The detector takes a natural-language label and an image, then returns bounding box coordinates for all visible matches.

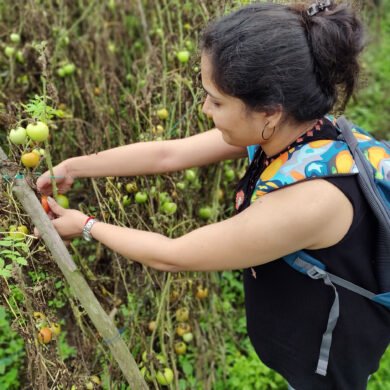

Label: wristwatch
[82,217,98,242]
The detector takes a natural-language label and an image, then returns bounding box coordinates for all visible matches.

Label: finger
[36,175,50,193]
[47,197,65,216]
[33,227,40,238]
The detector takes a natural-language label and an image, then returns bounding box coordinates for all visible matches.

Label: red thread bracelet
[84,216,95,226]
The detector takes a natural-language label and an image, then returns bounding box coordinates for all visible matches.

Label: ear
[263,105,284,129]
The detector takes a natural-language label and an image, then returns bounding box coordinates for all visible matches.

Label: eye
[212,101,221,107]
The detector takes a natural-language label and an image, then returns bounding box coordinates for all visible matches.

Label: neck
[261,119,319,158]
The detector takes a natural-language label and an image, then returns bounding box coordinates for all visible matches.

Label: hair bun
[292,2,365,110]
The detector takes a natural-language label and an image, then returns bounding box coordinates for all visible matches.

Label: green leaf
[181,360,193,377]
[0,241,13,247]
[0,269,12,278]
[15,257,28,266]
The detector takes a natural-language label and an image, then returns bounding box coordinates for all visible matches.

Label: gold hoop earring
[261,121,276,141]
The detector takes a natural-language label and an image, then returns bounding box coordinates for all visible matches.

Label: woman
[36,2,390,389]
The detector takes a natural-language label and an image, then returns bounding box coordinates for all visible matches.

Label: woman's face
[201,54,268,147]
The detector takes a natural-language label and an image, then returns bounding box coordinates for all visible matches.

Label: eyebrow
[202,86,220,100]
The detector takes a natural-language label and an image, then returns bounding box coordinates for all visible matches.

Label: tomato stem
[44,139,58,198]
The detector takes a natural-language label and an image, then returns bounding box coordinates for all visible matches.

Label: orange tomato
[41,195,50,213]
[38,327,52,344]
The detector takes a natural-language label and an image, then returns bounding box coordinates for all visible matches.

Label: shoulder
[246,178,354,250]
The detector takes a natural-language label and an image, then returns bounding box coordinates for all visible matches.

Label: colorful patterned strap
[246,122,390,204]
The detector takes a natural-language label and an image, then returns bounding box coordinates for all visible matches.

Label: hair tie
[307,0,331,16]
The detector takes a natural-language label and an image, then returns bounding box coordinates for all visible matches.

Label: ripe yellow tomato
[175,307,189,322]
[195,286,209,299]
[50,323,61,336]
[148,320,157,332]
[174,341,187,355]
[21,152,40,168]
[176,322,191,337]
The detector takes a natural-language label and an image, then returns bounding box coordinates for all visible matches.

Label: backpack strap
[336,116,390,292]
[284,250,387,376]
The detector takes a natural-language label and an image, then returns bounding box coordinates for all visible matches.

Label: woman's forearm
[65,140,169,178]
[89,221,178,272]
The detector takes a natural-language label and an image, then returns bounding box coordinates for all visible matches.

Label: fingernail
[47,196,54,202]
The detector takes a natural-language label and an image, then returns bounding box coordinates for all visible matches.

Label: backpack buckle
[307,266,326,280]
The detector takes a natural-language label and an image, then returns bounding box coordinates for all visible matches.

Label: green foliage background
[0,0,389,389]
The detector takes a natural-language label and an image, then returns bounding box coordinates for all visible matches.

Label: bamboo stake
[0,147,148,389]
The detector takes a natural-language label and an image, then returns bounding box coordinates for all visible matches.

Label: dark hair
[200,2,365,121]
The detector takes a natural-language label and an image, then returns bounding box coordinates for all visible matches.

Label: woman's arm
[86,179,353,271]
[64,128,247,178]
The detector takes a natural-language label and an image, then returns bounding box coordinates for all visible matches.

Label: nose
[202,95,213,119]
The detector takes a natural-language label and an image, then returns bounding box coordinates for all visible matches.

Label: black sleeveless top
[235,117,390,390]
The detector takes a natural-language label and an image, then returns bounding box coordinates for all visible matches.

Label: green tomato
[10,33,21,43]
[182,332,194,343]
[184,169,196,182]
[157,108,169,120]
[161,201,177,215]
[125,181,138,193]
[122,195,131,206]
[156,368,174,386]
[185,40,194,51]
[57,67,66,77]
[176,181,186,190]
[155,28,164,37]
[156,354,167,365]
[108,42,116,53]
[63,63,76,75]
[135,191,148,204]
[198,206,213,220]
[9,225,24,240]
[26,121,49,142]
[176,50,190,64]
[55,194,69,209]
[85,382,94,390]
[16,50,24,63]
[224,168,235,182]
[159,192,170,204]
[4,46,15,58]
[9,126,27,144]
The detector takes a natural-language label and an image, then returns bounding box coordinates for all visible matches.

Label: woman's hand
[36,161,74,195]
[34,197,88,241]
